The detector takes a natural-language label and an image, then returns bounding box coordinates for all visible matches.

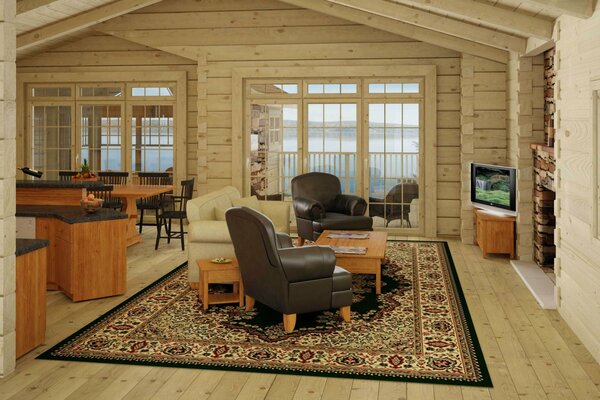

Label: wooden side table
[197,259,244,311]
[473,208,516,258]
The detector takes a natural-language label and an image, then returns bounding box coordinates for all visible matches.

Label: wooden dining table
[111,184,175,247]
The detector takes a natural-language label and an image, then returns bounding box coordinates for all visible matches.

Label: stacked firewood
[544,48,555,147]
[531,144,555,267]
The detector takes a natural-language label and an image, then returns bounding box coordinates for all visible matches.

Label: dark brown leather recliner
[291,172,373,244]
[225,206,353,333]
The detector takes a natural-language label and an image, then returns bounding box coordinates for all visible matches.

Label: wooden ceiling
[15,0,597,62]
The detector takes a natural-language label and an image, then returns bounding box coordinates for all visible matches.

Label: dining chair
[155,178,194,251]
[59,171,78,181]
[87,185,122,211]
[98,171,129,185]
[136,172,173,233]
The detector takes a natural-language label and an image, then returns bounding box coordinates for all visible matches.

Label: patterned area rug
[39,241,492,386]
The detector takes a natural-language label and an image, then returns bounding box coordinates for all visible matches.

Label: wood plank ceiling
[15,0,596,62]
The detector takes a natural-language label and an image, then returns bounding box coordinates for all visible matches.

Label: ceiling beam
[524,37,555,56]
[521,0,595,19]
[17,0,60,15]
[390,0,554,40]
[278,0,508,63]
[327,0,527,53]
[17,0,162,52]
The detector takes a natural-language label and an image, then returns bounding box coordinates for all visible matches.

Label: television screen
[471,163,516,214]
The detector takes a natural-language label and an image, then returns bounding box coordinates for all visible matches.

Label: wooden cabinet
[473,208,516,258]
[36,217,127,302]
[16,247,47,358]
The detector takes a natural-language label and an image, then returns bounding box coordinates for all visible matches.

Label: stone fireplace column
[0,0,16,377]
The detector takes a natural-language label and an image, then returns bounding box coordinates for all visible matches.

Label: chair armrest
[276,232,294,249]
[188,220,232,243]
[334,194,367,216]
[278,246,336,283]
[293,197,325,220]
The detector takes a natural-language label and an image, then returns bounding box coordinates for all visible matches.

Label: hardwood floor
[2,230,600,399]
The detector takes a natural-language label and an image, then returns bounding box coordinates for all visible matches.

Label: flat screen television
[471,163,517,216]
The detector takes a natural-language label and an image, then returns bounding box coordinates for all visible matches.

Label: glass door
[305,102,359,193]
[366,102,422,228]
[129,104,175,173]
[248,101,300,200]
[77,103,124,172]
[30,103,73,180]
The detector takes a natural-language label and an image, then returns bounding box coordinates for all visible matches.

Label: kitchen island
[16,205,128,302]
[16,179,104,206]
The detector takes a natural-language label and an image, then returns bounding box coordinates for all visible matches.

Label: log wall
[553,8,600,363]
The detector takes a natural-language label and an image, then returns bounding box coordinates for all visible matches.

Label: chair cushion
[313,212,373,231]
[232,195,262,211]
[332,266,352,292]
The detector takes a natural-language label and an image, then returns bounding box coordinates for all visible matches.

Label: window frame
[245,79,302,99]
[234,65,437,236]
[592,76,600,241]
[27,100,76,178]
[19,71,187,187]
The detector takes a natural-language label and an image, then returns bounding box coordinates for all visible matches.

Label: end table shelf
[197,258,244,311]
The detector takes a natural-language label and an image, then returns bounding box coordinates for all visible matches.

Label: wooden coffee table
[196,258,244,311]
[315,230,388,294]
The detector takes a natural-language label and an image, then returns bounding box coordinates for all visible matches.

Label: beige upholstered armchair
[186,186,291,286]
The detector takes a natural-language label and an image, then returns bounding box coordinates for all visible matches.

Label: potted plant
[73,159,97,181]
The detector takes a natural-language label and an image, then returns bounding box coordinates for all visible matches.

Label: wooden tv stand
[473,208,516,258]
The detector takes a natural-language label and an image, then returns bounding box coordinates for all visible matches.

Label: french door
[245,78,425,232]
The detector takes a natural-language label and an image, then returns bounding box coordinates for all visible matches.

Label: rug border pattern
[37,240,493,387]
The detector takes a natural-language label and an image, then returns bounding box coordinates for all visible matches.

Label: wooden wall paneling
[19,1,465,234]
[460,54,476,243]
[460,54,508,243]
[554,10,600,365]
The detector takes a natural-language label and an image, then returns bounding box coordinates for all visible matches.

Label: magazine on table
[326,232,370,239]
[329,246,368,255]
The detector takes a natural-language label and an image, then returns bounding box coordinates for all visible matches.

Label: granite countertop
[16,239,49,257]
[16,179,105,189]
[16,205,128,224]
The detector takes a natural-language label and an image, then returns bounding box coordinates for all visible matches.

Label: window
[367,82,420,94]
[131,86,174,97]
[249,103,299,200]
[307,83,357,94]
[307,103,357,193]
[28,83,177,178]
[368,103,420,228]
[250,84,298,95]
[31,87,72,97]
[80,105,122,171]
[131,105,174,173]
[31,105,72,180]
[80,86,122,97]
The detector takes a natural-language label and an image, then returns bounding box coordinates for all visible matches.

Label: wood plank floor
[2,230,600,400]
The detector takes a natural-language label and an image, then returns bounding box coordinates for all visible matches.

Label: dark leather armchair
[291,172,373,244]
[369,183,419,227]
[225,207,353,333]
